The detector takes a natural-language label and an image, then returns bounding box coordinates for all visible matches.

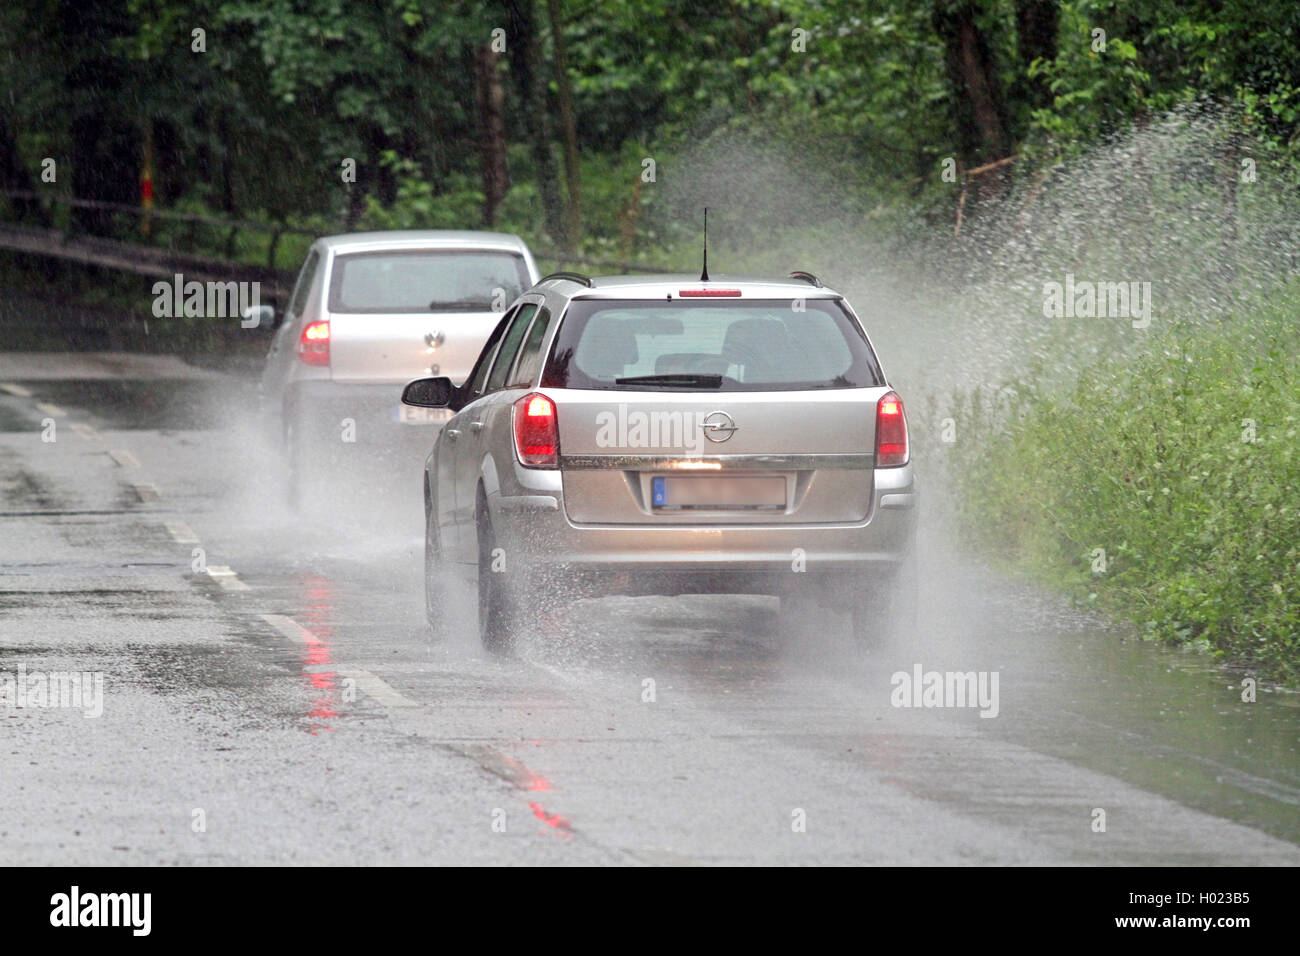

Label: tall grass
[938,290,1300,683]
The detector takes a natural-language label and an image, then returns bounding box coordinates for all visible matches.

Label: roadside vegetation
[943,285,1300,683]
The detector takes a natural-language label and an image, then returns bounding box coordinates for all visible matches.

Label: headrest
[722,318,789,366]
[654,352,729,375]
[577,318,639,375]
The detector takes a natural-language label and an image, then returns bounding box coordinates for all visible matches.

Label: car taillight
[298,320,330,366]
[875,390,908,466]
[513,392,558,468]
[679,289,741,297]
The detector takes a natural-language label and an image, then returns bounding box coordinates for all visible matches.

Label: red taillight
[678,289,741,297]
[513,392,558,468]
[298,320,330,366]
[875,390,908,466]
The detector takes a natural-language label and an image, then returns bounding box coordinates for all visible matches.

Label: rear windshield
[328,249,531,313]
[542,298,883,391]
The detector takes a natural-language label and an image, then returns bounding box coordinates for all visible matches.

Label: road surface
[1,352,1297,865]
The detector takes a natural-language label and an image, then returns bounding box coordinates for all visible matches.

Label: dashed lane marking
[70,423,100,440]
[131,483,160,502]
[268,615,419,708]
[164,519,199,544]
[260,613,315,643]
[34,402,66,417]
[0,383,33,397]
[205,565,250,591]
[338,669,419,708]
[108,449,141,468]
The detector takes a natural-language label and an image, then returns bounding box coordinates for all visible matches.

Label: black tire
[284,405,311,511]
[424,482,448,636]
[777,586,820,641]
[475,495,519,653]
[851,550,919,645]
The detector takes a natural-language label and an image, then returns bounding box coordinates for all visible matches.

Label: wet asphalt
[0,352,1297,865]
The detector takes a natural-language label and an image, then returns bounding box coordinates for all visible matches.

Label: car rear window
[542,298,883,391]
[328,249,531,314]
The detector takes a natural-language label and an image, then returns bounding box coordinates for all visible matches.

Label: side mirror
[402,377,455,408]
[242,304,277,330]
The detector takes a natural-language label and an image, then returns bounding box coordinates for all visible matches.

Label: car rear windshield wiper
[613,373,724,388]
[428,299,499,311]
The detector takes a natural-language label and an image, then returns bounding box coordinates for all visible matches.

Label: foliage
[947,286,1300,683]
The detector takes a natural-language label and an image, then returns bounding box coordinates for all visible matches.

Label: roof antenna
[699,207,709,282]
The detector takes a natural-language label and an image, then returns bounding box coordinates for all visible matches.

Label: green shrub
[950,290,1300,683]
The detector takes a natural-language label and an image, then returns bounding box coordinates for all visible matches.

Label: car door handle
[469,421,484,433]
[445,428,461,441]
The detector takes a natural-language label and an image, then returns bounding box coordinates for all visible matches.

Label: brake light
[513,392,558,468]
[875,390,908,466]
[298,320,330,366]
[679,289,741,297]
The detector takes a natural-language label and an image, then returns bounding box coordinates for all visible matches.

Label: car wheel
[284,406,312,511]
[424,483,448,636]
[777,587,819,642]
[475,495,518,653]
[851,551,919,645]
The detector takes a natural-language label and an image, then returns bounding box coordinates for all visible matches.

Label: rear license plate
[397,405,452,425]
[651,475,786,511]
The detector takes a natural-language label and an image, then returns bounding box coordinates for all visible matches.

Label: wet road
[1,352,1298,865]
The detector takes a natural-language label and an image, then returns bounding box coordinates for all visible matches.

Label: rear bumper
[487,460,917,586]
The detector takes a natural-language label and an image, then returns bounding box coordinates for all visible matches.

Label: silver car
[257,230,539,504]
[402,272,918,649]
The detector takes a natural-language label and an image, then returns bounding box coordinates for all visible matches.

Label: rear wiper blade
[614,373,724,388]
[428,299,497,310]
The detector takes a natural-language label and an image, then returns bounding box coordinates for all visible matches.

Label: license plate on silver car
[397,405,452,425]
[651,475,786,510]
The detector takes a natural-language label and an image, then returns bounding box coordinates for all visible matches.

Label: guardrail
[0,189,674,293]
[0,221,295,298]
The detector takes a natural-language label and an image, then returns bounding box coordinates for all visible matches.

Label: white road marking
[70,423,100,440]
[205,565,250,591]
[34,402,66,417]
[0,383,32,397]
[340,669,420,708]
[164,519,199,544]
[268,616,418,707]
[131,482,160,502]
[108,449,141,468]
[260,613,316,643]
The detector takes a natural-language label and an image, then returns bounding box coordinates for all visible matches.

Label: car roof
[318,230,532,254]
[540,274,842,299]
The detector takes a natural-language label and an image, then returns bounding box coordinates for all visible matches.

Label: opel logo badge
[701,410,737,443]
[424,330,445,349]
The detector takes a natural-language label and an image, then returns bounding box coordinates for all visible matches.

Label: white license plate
[651,475,786,510]
[397,405,452,425]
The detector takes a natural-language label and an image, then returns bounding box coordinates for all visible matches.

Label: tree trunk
[474,44,510,225]
[546,0,582,250]
[506,0,567,247]
[0,112,49,226]
[218,110,235,214]
[1015,0,1059,113]
[61,0,138,235]
[619,170,643,259]
[933,0,1013,201]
